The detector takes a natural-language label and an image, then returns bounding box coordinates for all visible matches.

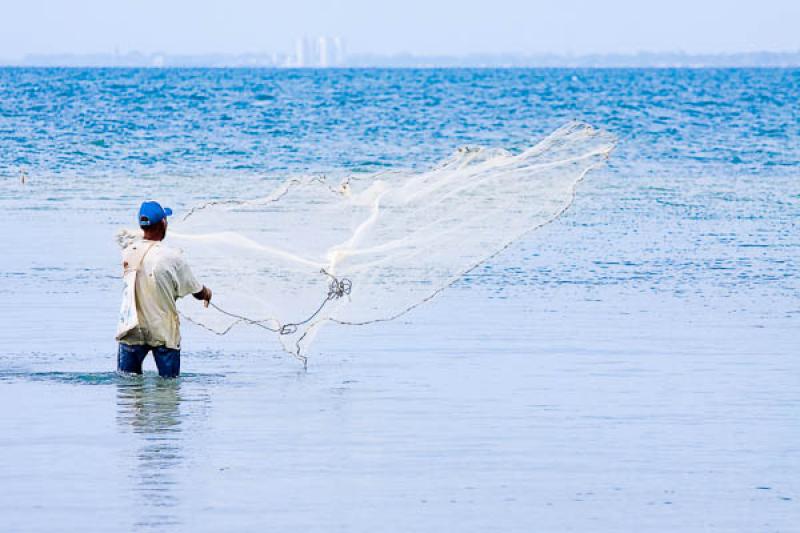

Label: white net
[154,122,615,364]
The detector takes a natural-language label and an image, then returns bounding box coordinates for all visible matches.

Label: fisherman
[116,201,212,378]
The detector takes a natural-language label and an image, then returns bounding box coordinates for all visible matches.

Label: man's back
[119,239,202,349]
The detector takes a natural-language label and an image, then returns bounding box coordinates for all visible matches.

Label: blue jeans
[118,343,181,378]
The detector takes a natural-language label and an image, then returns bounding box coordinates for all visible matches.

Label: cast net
[125,122,616,364]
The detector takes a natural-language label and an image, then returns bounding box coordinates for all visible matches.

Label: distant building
[294,37,311,67]
[331,37,345,66]
[293,36,346,67]
[317,37,329,67]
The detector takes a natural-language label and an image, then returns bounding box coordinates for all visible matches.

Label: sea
[0,68,798,532]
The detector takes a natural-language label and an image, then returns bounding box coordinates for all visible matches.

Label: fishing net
[127,122,616,364]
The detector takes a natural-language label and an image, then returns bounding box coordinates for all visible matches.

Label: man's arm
[193,286,212,308]
[172,252,210,307]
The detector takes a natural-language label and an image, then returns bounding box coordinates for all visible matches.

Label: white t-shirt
[118,239,203,349]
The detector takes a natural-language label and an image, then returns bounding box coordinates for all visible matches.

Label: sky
[1,0,798,59]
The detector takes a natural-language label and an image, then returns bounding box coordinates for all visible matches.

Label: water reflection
[115,376,208,530]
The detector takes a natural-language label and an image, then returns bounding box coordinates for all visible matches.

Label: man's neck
[142,232,164,242]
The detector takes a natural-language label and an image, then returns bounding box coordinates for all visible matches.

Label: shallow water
[1,68,798,531]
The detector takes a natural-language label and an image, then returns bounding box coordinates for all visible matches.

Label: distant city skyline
[1,0,799,63]
[293,37,346,68]
[11,48,800,69]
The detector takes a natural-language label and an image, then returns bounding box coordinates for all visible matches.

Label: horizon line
[4,49,800,69]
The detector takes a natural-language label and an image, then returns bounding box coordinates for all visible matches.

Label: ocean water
[1,68,798,532]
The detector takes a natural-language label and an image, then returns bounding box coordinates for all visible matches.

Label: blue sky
[1,0,798,58]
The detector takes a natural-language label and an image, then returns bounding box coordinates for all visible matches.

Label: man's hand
[193,286,212,308]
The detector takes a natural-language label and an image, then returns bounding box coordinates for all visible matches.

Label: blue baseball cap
[138,201,173,227]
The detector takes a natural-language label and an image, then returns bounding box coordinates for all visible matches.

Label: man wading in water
[116,201,212,378]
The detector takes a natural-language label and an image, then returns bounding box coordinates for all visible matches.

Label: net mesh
[126,122,616,364]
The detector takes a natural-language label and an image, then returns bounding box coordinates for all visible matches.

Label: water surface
[0,68,798,532]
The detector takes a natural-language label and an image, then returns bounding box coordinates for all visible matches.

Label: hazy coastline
[5,50,800,68]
